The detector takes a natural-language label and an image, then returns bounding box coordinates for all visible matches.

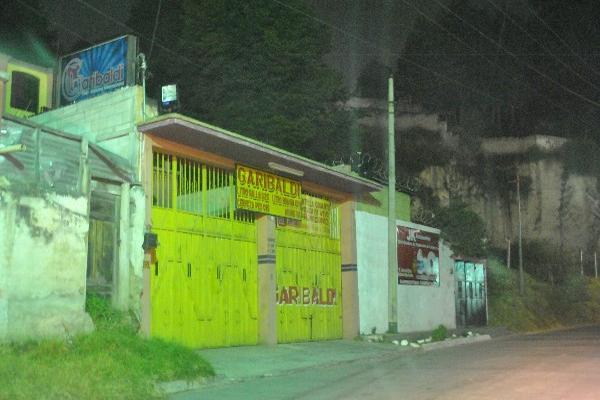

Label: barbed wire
[331,151,421,193]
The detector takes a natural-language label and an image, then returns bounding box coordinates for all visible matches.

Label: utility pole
[517,175,524,296]
[580,249,584,276]
[387,75,398,334]
[506,238,511,269]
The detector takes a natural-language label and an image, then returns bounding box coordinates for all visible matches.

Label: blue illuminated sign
[58,36,136,105]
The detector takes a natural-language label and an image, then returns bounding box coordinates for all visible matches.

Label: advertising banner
[397,225,440,285]
[57,35,137,106]
[276,194,332,236]
[235,164,302,219]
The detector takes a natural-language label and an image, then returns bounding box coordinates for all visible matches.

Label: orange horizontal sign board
[236,164,302,219]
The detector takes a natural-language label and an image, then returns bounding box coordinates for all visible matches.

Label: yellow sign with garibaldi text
[235,164,303,219]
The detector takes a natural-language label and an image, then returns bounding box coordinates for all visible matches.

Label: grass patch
[0,296,214,400]
[487,258,600,332]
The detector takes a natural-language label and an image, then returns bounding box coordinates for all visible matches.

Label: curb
[156,377,215,395]
[420,334,492,352]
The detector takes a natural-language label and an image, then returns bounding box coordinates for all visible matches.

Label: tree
[433,201,487,257]
[128,0,353,162]
[0,0,57,66]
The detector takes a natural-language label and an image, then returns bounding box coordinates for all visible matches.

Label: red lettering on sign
[302,287,310,304]
[327,288,337,305]
[279,287,289,305]
[312,288,320,305]
[289,286,299,304]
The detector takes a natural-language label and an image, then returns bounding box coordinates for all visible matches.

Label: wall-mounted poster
[397,225,440,286]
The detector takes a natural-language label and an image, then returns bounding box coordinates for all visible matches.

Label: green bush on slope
[485,258,600,331]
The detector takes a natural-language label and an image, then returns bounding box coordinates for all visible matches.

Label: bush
[431,324,448,342]
[486,258,514,295]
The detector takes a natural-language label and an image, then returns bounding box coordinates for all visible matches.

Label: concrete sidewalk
[160,334,493,395]
[200,340,409,383]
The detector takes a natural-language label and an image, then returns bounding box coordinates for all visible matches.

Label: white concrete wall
[356,211,457,334]
[0,191,93,340]
[396,240,456,333]
[356,211,389,334]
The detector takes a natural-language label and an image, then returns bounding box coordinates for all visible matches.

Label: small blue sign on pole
[57,35,137,106]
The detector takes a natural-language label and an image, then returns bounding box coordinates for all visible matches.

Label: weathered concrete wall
[128,186,146,317]
[356,211,456,334]
[0,190,93,340]
[32,87,152,316]
[421,157,599,254]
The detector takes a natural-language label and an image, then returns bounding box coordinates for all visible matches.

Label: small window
[10,71,39,113]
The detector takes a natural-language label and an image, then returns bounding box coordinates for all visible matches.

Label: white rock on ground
[401,339,409,346]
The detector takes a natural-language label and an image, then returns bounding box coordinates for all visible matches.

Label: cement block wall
[356,211,456,334]
[0,190,93,340]
[32,85,156,173]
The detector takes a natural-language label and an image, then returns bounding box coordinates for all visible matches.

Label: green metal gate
[151,151,258,348]
[455,260,487,326]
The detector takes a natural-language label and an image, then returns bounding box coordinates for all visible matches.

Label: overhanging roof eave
[138,115,382,195]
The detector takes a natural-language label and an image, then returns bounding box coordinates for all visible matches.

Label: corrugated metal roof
[0,115,134,194]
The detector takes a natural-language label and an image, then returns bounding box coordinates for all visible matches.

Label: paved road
[173,325,600,400]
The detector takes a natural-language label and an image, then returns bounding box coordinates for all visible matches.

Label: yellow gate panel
[150,151,258,348]
[276,195,342,343]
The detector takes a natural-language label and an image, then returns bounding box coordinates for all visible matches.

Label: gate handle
[155,262,159,276]
[187,263,192,278]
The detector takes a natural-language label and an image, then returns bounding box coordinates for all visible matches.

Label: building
[1,37,462,345]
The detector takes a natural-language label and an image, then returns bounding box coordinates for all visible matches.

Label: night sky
[39,0,439,91]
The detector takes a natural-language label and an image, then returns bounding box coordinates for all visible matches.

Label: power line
[401,0,599,132]
[525,2,600,80]
[430,0,600,109]
[485,0,600,93]
[399,0,518,93]
[272,0,503,104]
[72,0,198,67]
[274,0,598,131]
[148,0,163,61]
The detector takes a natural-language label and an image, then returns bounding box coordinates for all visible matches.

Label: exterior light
[158,84,179,114]
[268,162,304,177]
